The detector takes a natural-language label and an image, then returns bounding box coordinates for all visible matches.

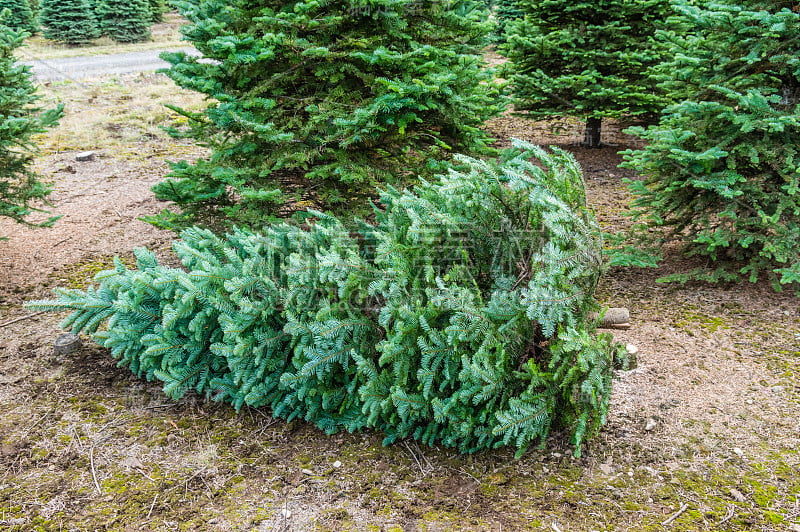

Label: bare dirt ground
[1,73,799,532]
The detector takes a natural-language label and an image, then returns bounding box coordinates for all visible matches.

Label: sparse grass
[34,73,206,160]
[49,254,135,289]
[18,12,187,60]
[3,242,798,530]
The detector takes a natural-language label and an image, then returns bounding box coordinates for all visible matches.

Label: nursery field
[17,11,186,60]
[0,72,799,531]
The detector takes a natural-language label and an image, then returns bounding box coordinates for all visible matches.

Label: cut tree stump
[593,307,631,329]
[54,333,82,357]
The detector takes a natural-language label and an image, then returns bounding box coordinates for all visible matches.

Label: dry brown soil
[0,73,798,532]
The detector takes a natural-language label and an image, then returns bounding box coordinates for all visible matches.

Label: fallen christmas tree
[28,141,625,457]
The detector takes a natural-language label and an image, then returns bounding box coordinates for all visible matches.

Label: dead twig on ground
[0,311,45,329]
[718,505,736,526]
[22,409,54,437]
[146,494,158,520]
[404,440,425,475]
[90,446,102,495]
[662,503,689,526]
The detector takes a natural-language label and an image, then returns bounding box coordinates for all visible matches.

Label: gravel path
[23,47,200,81]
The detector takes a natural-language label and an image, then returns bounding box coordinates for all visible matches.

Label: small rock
[772,385,785,393]
[280,508,292,519]
[599,463,614,475]
[487,472,509,485]
[1,442,17,456]
[551,452,562,459]
[729,488,746,503]
[733,448,744,457]
[332,460,342,468]
[301,468,314,476]
[745,399,754,405]
[644,418,657,431]
[76,151,96,162]
[625,343,639,355]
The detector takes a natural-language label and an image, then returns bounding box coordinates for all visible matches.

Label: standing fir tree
[492,0,523,42]
[0,13,63,233]
[618,0,800,290]
[501,0,670,147]
[95,0,150,43]
[39,0,100,45]
[0,0,35,32]
[147,0,165,23]
[149,0,503,230]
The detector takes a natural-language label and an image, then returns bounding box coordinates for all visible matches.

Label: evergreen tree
[0,13,63,234]
[492,0,522,42]
[147,0,165,23]
[501,0,670,147]
[39,0,100,45]
[95,0,151,43]
[148,0,503,230]
[618,0,800,290]
[0,0,35,32]
[28,141,625,457]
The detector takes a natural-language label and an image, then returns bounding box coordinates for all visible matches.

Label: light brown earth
[0,72,798,531]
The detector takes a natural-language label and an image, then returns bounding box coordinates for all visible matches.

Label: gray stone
[76,151,96,162]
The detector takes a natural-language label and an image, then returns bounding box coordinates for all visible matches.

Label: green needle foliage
[0,14,63,235]
[0,0,36,32]
[147,0,166,23]
[492,0,523,42]
[95,0,151,43]
[617,1,800,291]
[39,0,100,45]
[29,141,624,457]
[149,0,503,231]
[501,0,670,147]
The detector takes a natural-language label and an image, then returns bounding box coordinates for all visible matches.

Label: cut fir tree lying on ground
[28,141,627,457]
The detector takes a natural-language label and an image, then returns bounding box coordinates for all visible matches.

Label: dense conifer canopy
[149,0,503,230]
[39,0,100,45]
[619,0,800,290]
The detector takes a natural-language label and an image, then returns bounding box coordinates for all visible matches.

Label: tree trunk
[780,75,799,110]
[583,116,602,148]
